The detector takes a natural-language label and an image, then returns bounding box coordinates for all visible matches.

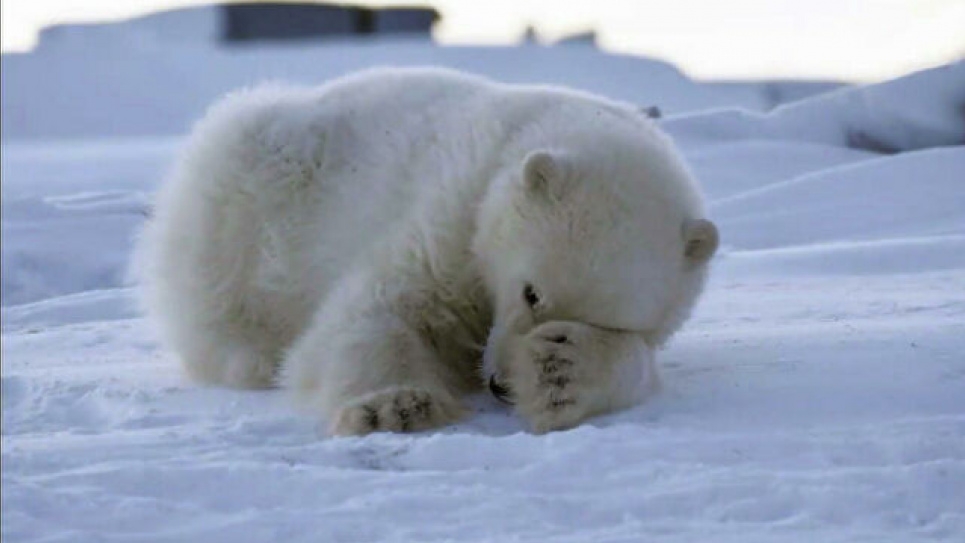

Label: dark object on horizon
[34,2,440,49]
[521,27,598,48]
[223,3,439,43]
[641,105,662,119]
[555,30,597,47]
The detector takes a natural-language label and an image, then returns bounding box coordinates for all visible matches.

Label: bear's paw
[513,321,606,433]
[330,386,466,436]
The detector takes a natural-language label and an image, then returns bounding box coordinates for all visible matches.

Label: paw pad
[331,387,463,436]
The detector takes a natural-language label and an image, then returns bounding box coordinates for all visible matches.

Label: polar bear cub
[139,67,718,435]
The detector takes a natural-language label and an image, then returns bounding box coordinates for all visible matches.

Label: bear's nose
[488,375,514,405]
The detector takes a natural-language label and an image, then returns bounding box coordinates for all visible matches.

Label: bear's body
[140,67,718,434]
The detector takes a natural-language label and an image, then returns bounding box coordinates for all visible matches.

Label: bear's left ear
[682,218,719,263]
[521,151,565,198]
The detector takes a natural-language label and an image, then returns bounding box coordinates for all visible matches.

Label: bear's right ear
[521,151,564,198]
[682,218,719,263]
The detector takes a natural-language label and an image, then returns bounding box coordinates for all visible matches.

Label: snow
[665,62,965,153]
[2,34,840,141]
[1,139,173,306]
[2,34,964,542]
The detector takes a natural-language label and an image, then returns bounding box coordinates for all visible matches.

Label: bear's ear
[521,151,564,197]
[682,218,719,263]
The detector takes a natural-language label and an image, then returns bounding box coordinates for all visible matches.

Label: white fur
[137,67,717,435]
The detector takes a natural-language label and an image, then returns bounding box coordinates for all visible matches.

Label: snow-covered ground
[2,34,964,542]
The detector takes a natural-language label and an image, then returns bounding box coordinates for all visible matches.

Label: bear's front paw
[512,322,604,434]
[330,386,466,436]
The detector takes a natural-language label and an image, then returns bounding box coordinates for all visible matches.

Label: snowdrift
[665,61,964,153]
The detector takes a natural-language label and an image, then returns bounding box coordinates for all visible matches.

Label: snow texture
[2,34,963,542]
[2,35,840,142]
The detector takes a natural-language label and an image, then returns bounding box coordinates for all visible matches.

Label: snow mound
[713,147,965,250]
[665,61,965,152]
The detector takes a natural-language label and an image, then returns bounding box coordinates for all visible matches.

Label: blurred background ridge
[32,3,441,47]
[3,0,963,81]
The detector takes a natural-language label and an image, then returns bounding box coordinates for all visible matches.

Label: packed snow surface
[2,36,963,542]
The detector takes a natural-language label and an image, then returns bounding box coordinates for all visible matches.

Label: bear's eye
[522,283,541,309]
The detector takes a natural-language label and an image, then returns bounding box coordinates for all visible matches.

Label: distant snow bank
[1,36,839,141]
[664,61,965,152]
[711,147,965,250]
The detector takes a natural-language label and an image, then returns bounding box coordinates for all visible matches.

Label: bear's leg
[174,314,281,389]
[507,321,658,433]
[282,277,470,436]
[147,222,287,390]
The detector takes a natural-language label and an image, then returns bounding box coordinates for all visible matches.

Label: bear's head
[474,129,718,395]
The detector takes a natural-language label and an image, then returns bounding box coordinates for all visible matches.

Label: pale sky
[2,0,963,81]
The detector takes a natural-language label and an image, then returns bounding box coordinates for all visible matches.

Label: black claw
[392,395,412,431]
[488,375,515,405]
[540,374,571,388]
[549,397,576,409]
[541,355,573,374]
[363,405,379,429]
[411,396,431,418]
[398,408,411,431]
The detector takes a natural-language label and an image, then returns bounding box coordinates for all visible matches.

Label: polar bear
[139,67,718,435]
